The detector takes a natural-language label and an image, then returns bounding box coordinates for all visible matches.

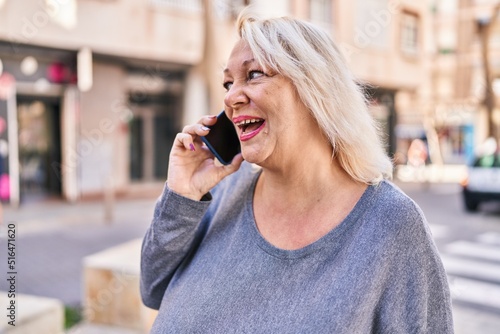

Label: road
[397,181,500,334]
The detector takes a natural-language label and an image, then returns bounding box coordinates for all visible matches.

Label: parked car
[461,153,500,212]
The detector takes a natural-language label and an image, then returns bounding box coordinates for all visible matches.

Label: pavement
[0,194,157,307]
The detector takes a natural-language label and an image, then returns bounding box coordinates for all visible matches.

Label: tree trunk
[478,3,500,140]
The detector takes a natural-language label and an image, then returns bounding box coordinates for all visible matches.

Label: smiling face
[223,40,322,168]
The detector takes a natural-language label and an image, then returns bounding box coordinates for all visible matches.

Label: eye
[248,70,264,80]
[223,81,233,91]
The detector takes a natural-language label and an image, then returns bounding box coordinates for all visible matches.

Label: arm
[140,115,243,310]
[140,186,211,310]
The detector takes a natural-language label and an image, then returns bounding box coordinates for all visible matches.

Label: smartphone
[201,111,241,165]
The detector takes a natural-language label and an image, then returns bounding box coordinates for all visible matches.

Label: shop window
[17,98,62,200]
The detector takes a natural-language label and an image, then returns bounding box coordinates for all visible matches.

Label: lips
[233,116,266,141]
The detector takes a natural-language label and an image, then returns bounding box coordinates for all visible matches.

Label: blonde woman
[141,11,453,333]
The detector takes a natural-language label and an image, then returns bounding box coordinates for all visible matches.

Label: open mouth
[235,118,265,133]
[234,118,266,141]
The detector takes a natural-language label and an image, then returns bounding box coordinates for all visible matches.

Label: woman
[141,11,453,333]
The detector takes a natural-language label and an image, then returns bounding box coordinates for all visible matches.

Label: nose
[223,83,249,110]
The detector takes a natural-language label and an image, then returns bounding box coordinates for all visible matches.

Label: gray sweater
[141,162,454,333]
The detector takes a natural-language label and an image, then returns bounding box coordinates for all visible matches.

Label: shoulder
[363,180,433,250]
[371,181,424,223]
[359,182,447,281]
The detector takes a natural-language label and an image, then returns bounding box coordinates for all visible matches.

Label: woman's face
[223,40,319,167]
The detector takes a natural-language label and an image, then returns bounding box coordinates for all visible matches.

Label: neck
[256,152,364,210]
[253,152,367,250]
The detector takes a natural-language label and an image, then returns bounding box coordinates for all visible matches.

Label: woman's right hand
[166,115,244,201]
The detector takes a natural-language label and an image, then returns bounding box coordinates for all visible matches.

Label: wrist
[166,181,207,201]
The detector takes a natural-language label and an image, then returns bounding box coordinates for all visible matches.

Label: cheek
[261,87,275,100]
[262,86,286,111]
[262,79,286,97]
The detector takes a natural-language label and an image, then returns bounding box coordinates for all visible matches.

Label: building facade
[431,0,500,165]
[0,0,209,205]
[0,0,435,205]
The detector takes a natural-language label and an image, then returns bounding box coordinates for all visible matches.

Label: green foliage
[64,305,83,329]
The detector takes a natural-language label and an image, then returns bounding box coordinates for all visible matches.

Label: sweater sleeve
[140,185,212,310]
[374,205,454,334]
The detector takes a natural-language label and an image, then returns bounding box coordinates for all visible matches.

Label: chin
[241,154,259,164]
[241,150,265,165]
[242,154,275,169]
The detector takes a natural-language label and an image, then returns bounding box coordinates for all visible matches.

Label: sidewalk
[0,195,158,306]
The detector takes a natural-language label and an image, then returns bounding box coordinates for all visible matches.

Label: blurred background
[0,0,500,333]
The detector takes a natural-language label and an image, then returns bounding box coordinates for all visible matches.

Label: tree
[477,3,500,140]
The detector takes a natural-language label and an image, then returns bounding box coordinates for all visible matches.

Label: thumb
[221,154,244,177]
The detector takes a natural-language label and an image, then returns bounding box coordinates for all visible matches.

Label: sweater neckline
[244,169,379,260]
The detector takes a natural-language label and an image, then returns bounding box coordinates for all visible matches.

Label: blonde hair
[236,11,393,184]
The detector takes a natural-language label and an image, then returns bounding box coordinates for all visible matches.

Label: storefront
[0,42,77,205]
[394,104,476,166]
[0,42,188,204]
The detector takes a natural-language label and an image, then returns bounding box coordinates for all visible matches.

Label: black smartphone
[201,111,241,165]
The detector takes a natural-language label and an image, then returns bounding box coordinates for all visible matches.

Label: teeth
[236,118,261,126]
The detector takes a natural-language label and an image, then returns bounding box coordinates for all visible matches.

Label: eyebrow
[223,58,256,74]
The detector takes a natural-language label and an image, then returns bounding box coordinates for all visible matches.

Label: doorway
[17,96,62,202]
[129,93,180,182]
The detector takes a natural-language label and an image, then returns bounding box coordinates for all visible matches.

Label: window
[401,12,419,56]
[309,0,332,25]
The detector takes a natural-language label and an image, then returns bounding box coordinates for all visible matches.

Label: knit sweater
[140,162,454,333]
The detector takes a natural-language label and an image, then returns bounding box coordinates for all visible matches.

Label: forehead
[224,40,256,73]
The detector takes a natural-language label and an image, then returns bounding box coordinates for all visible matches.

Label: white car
[461,154,500,212]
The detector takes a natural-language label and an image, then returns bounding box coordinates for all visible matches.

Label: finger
[182,123,211,137]
[220,153,244,175]
[229,153,244,168]
[174,132,196,151]
[198,114,218,126]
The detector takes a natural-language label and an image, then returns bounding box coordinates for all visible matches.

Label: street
[397,181,500,334]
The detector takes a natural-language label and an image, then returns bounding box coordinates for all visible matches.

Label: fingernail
[189,143,196,152]
[208,115,217,119]
[201,126,210,131]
